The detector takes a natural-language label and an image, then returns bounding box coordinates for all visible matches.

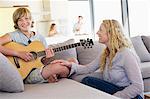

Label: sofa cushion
[0,53,24,92]
[76,41,106,65]
[141,36,150,53]
[46,39,77,63]
[140,62,150,79]
[0,79,118,99]
[131,36,150,62]
[143,78,150,92]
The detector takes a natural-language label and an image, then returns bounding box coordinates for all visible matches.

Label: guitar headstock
[80,38,94,49]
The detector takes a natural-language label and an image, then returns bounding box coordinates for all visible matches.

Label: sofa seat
[0,79,119,99]
[140,62,150,92]
[140,62,150,79]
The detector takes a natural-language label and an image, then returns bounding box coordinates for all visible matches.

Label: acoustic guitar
[4,38,94,79]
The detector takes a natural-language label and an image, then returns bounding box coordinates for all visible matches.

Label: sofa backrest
[131,36,150,62]
[76,41,106,65]
[48,39,77,63]
[47,39,106,65]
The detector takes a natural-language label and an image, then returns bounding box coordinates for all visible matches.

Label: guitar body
[4,41,45,79]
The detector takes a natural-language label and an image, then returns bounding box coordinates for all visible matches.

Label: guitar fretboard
[37,42,81,57]
[53,42,80,52]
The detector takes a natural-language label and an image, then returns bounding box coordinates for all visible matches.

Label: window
[93,0,122,40]
[128,0,150,37]
[68,0,92,41]
[50,0,123,43]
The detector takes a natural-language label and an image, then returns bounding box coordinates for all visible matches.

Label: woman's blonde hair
[100,19,130,72]
[13,7,32,29]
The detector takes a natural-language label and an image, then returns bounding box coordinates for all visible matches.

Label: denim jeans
[81,76,143,99]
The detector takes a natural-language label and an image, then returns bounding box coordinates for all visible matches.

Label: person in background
[51,19,144,99]
[73,16,86,35]
[48,23,58,37]
[0,7,70,84]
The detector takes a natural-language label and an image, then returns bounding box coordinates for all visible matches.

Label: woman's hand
[42,63,70,81]
[48,74,58,83]
[47,65,70,83]
[45,48,54,58]
[51,59,72,68]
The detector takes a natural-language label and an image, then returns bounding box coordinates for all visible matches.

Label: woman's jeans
[81,76,143,99]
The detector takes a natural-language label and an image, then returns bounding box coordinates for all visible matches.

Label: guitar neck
[53,42,81,52]
[37,42,81,57]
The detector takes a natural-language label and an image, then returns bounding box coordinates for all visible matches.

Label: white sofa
[0,79,119,99]
[1,35,150,98]
[0,39,118,99]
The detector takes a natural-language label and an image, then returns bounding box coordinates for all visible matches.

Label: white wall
[50,0,69,36]
[0,7,19,35]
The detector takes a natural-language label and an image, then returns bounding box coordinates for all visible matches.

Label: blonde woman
[51,20,143,99]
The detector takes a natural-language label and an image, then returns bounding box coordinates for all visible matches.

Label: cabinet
[29,0,51,37]
[0,0,28,7]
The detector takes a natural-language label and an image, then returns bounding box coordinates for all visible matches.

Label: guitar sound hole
[41,57,55,65]
[30,51,37,60]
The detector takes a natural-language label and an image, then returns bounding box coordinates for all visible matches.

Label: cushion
[76,41,106,65]
[0,53,24,92]
[143,78,150,92]
[126,36,141,62]
[131,36,150,62]
[141,36,150,53]
[44,39,77,64]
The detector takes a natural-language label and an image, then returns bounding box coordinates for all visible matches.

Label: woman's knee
[81,76,94,85]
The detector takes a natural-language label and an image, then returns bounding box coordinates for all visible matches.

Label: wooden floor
[145,94,150,99]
